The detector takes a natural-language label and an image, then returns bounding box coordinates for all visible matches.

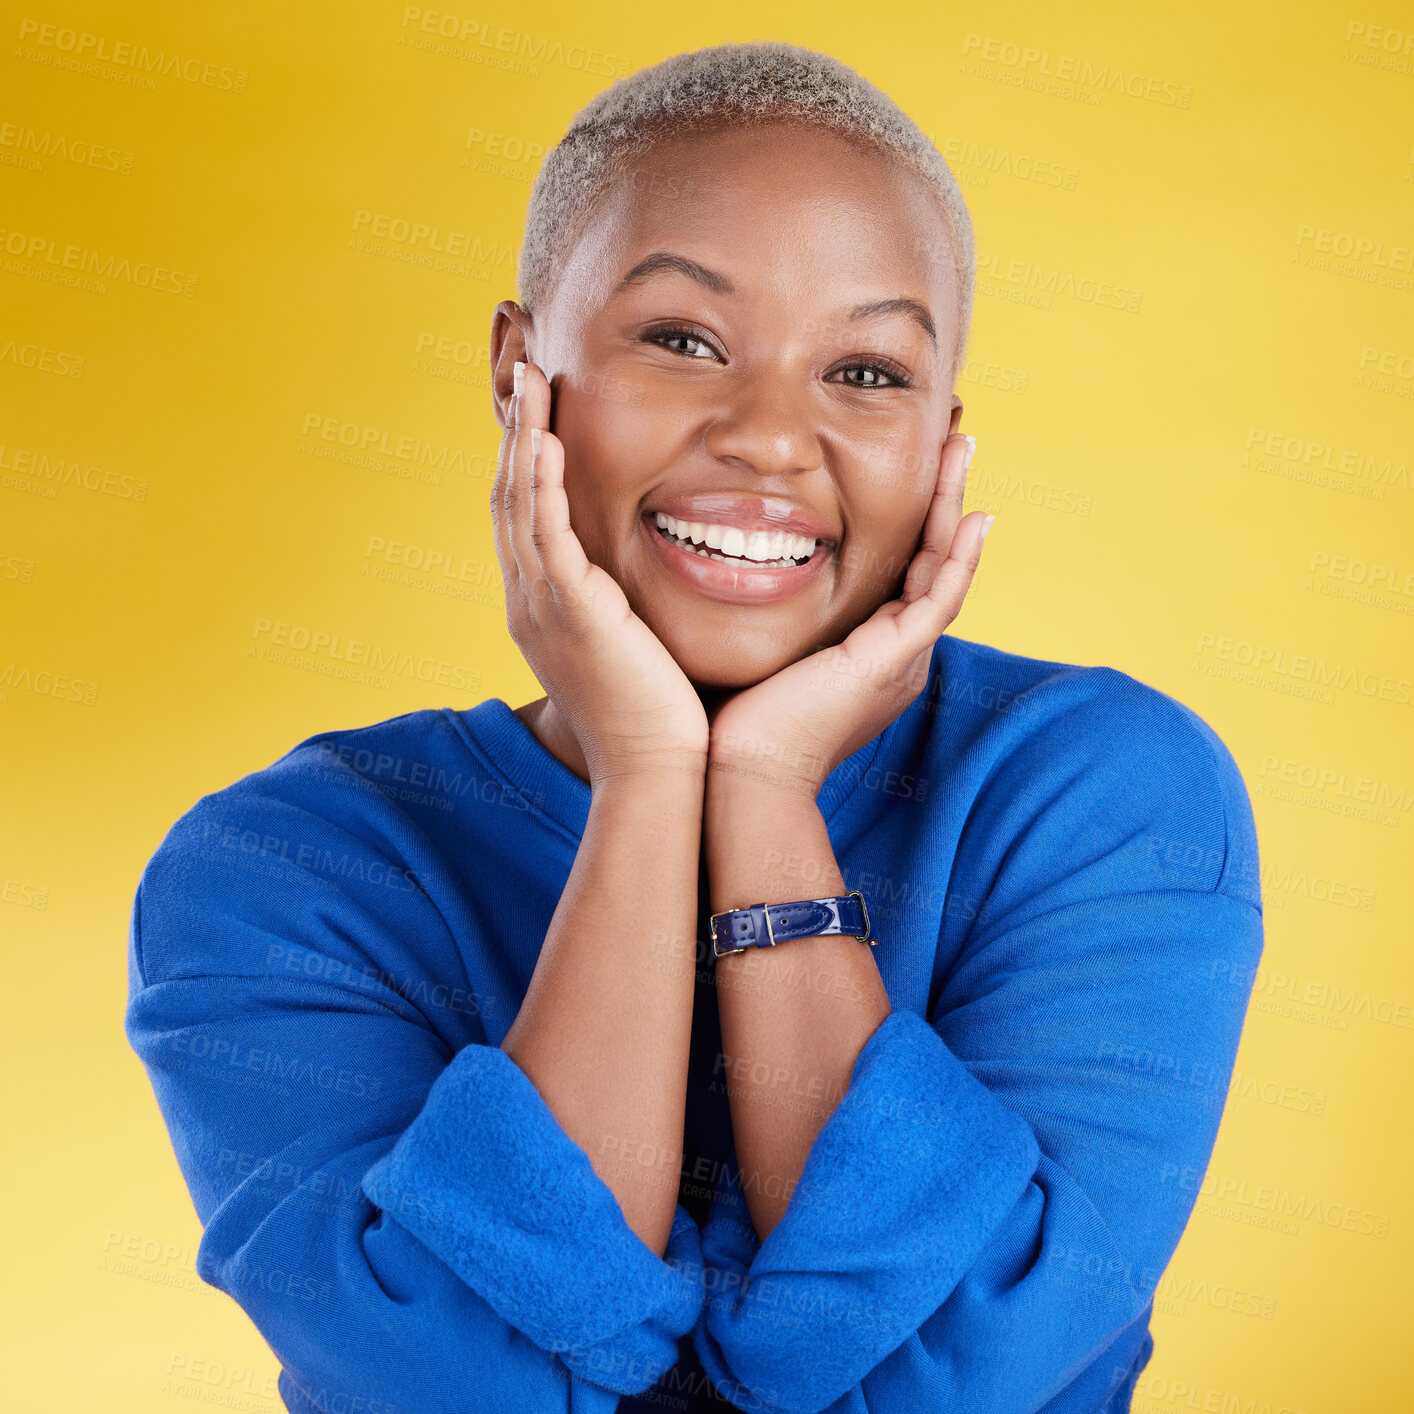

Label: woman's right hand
[490,359,710,787]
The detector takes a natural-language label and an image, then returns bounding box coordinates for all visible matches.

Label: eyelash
[641,323,913,389]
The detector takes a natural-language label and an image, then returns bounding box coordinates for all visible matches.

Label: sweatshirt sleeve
[124,752,704,1413]
[691,671,1265,1414]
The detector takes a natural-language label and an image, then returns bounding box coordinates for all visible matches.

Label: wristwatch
[709,890,875,959]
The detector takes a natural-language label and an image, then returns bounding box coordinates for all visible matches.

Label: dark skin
[489,119,990,1248]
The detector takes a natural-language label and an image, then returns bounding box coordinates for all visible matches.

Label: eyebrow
[849,297,936,345]
[613,250,936,345]
[614,251,734,295]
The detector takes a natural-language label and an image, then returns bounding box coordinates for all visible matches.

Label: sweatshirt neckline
[456,681,912,840]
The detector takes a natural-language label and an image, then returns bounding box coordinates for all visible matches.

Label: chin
[662,631,823,693]
[684,660,775,692]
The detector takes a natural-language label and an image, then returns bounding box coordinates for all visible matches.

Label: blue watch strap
[710,890,874,959]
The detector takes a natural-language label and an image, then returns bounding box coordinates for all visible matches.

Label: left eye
[831,364,904,388]
[650,329,718,359]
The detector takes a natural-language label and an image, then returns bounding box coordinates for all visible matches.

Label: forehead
[555,120,960,324]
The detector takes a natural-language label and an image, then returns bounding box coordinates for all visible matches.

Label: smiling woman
[125,40,1264,1414]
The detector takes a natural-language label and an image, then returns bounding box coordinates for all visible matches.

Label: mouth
[641,510,836,606]
[650,511,821,568]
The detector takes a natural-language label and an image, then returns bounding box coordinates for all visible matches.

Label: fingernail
[513,360,525,396]
[530,427,541,456]
[964,435,977,470]
[981,514,996,540]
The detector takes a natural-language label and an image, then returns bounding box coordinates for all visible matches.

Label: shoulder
[931,637,1261,910]
[151,705,463,848]
[131,707,471,988]
[931,635,1241,783]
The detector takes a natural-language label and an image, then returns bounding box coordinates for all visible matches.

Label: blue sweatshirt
[124,634,1264,1414]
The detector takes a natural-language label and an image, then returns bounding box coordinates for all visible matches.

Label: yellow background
[3,1,1410,1409]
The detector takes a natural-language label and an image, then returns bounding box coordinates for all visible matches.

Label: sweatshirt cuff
[693,1008,1040,1414]
[362,1041,705,1394]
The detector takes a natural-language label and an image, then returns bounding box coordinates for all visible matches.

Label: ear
[947,393,964,438]
[489,300,534,431]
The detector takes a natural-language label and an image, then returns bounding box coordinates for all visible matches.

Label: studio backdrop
[2,2,1410,1411]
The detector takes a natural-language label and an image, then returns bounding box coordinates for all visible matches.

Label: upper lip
[643,493,839,544]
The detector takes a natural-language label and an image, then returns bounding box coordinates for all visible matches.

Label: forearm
[501,768,704,1255]
[705,771,891,1240]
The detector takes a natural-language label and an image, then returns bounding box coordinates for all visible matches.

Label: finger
[526,425,592,599]
[895,509,993,644]
[948,433,976,513]
[901,431,974,601]
[501,361,554,600]
[928,430,975,545]
[489,361,530,591]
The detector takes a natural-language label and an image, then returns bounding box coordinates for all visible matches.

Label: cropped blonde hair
[517,41,974,376]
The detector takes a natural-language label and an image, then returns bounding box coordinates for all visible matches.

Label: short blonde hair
[517,41,974,376]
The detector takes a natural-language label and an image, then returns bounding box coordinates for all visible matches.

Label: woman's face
[494,119,964,691]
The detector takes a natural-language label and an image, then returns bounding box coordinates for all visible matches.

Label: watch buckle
[849,889,873,944]
[709,914,723,959]
[762,903,777,947]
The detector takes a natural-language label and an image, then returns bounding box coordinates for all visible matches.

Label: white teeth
[655,512,818,564]
[743,530,772,560]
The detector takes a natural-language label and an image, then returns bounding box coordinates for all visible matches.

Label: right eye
[643,324,722,361]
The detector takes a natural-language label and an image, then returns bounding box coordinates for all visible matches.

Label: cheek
[831,400,941,496]
[837,412,938,503]
[550,388,659,542]
[834,421,942,577]
[552,383,685,488]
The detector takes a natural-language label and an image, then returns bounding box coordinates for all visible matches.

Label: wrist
[705,757,823,801]
[590,755,708,795]
[703,771,827,867]
[707,722,831,797]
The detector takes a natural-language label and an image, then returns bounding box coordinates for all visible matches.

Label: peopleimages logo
[1257,753,1411,814]
[249,616,482,693]
[397,7,631,78]
[0,441,148,500]
[203,821,421,896]
[0,119,134,174]
[0,225,197,295]
[299,413,491,482]
[1193,632,1412,706]
[15,19,248,91]
[0,336,84,377]
[960,33,1192,107]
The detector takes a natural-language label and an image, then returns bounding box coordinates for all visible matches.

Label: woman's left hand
[706,431,991,797]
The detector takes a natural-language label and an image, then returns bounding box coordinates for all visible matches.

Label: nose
[702,370,824,478]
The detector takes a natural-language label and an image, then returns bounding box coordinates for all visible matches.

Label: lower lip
[641,513,833,605]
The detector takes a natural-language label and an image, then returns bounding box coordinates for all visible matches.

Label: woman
[126,42,1264,1414]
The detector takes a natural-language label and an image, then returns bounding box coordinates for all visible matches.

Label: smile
[653,511,816,568]
[641,511,834,605]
